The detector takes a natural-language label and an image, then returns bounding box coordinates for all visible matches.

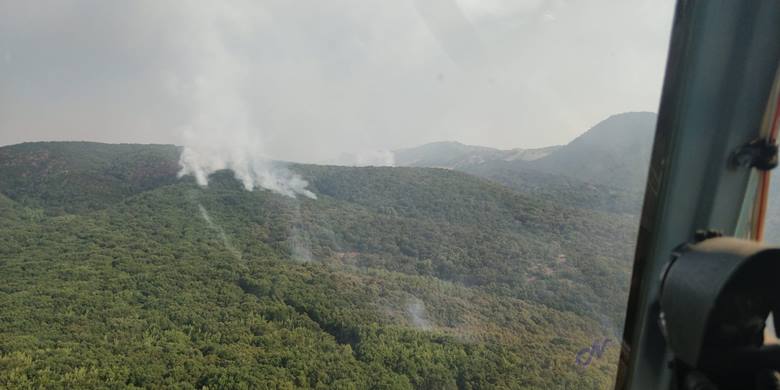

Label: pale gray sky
[0,0,674,164]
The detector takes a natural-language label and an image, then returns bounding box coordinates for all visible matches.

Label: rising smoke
[198,203,243,262]
[406,297,432,330]
[289,226,313,262]
[172,1,315,199]
[284,198,314,262]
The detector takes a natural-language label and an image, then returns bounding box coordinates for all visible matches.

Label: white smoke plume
[285,198,313,262]
[289,227,313,262]
[198,203,242,262]
[172,1,315,199]
[406,297,432,330]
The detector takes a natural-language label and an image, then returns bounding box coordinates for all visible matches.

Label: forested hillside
[0,142,634,389]
[524,112,656,191]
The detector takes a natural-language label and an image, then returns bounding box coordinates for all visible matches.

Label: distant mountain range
[395,112,656,190]
[394,142,561,169]
[395,112,657,214]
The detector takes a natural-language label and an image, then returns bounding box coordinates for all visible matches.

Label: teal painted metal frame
[617,1,780,389]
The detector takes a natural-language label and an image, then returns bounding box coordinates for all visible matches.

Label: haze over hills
[395,112,657,214]
[0,141,634,388]
[0,112,661,388]
[525,112,656,190]
[8,101,780,388]
[393,142,561,170]
[395,112,656,191]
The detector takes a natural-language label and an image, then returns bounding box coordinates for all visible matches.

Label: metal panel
[659,237,770,366]
[616,1,780,389]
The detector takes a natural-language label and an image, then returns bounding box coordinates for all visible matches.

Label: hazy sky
[0,0,674,164]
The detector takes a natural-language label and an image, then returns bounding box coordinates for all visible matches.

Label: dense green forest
[0,142,634,389]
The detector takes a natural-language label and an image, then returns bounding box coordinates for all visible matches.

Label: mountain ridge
[393,112,657,214]
[393,141,562,169]
[394,111,656,190]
